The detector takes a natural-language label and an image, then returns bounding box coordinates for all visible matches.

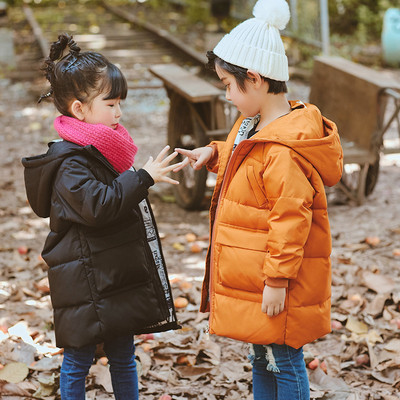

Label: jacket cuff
[205,143,218,171]
[137,169,154,189]
[265,277,289,288]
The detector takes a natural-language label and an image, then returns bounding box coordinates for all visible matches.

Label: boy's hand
[142,145,182,185]
[262,285,286,317]
[174,147,213,171]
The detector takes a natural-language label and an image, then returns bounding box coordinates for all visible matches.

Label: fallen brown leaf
[363,271,395,294]
[88,362,113,393]
[365,293,390,317]
[0,362,29,383]
[345,316,368,335]
[0,379,36,396]
[173,365,214,381]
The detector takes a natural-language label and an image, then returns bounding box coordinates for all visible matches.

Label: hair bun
[252,0,290,30]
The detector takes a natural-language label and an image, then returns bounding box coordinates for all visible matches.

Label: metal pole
[320,0,330,55]
[289,0,298,33]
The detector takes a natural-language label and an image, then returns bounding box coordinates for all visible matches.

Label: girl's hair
[39,33,127,116]
[206,51,287,94]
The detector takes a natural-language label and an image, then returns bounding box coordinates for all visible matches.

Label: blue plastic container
[382,8,400,66]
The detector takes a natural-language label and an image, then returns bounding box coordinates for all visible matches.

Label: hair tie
[67,36,80,57]
[63,56,80,73]
[38,89,53,103]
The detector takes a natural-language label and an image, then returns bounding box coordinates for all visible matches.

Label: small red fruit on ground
[307,358,319,370]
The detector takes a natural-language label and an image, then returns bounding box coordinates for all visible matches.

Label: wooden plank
[150,63,222,103]
[102,1,207,67]
[310,56,400,152]
[315,56,400,89]
[23,6,49,58]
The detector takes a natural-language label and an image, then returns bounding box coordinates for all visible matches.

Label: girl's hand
[261,285,286,317]
[174,147,213,171]
[142,145,182,185]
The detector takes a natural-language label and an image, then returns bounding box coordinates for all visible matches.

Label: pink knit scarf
[54,116,138,173]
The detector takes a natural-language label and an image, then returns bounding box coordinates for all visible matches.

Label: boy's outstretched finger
[193,156,208,169]
[175,148,194,159]
[173,157,190,172]
[193,156,206,169]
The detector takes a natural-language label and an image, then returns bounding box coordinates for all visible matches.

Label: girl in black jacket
[22,33,181,400]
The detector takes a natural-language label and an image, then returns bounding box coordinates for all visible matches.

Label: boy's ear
[70,100,85,120]
[247,70,263,87]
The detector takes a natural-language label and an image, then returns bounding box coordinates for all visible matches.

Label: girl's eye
[108,101,121,107]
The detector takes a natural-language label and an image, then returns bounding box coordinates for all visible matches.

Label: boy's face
[216,64,261,118]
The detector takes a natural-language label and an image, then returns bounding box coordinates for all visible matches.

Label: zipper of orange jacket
[208,139,255,334]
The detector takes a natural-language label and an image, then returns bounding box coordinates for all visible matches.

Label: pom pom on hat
[253,0,291,30]
[213,0,290,81]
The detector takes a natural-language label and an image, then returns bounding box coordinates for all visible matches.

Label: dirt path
[0,74,399,399]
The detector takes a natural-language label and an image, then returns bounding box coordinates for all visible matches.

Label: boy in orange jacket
[175,0,343,398]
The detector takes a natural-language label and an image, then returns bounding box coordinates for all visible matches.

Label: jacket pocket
[246,165,268,208]
[85,223,151,296]
[48,259,93,308]
[217,244,265,293]
[215,225,266,294]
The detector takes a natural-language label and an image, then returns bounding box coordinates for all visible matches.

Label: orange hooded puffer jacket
[201,101,343,349]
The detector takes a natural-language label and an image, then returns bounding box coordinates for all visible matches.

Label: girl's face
[81,91,123,130]
[215,64,261,118]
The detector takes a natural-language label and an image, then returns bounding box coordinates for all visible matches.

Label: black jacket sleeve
[53,156,152,227]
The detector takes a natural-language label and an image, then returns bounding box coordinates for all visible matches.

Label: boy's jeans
[60,335,139,400]
[250,343,310,400]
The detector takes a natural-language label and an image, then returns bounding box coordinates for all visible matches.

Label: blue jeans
[60,335,139,400]
[250,343,310,400]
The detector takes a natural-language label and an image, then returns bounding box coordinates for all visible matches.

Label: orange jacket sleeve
[206,141,225,174]
[262,145,315,286]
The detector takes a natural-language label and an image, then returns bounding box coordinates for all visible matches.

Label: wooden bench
[150,63,234,209]
[150,63,221,104]
[310,56,400,204]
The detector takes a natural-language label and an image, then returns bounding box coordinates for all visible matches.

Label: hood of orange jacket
[241,100,343,187]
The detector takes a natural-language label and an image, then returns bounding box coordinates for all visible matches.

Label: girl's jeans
[60,335,139,400]
[250,343,310,400]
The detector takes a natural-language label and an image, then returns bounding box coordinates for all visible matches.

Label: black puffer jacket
[22,140,179,349]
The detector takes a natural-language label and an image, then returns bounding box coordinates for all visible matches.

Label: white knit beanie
[213,0,290,81]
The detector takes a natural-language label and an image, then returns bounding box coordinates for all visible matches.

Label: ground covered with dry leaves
[0,71,399,400]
